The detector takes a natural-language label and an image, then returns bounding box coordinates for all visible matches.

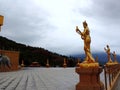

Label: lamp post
[0,15,4,31]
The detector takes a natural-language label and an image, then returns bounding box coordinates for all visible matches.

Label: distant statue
[21,60,24,67]
[95,56,98,62]
[76,21,95,63]
[46,59,50,67]
[76,58,80,67]
[104,45,112,63]
[112,51,118,63]
[63,58,67,68]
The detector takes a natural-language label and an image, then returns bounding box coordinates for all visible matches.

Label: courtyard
[0,67,106,90]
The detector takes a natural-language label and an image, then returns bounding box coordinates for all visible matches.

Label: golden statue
[104,45,113,63]
[112,51,118,64]
[46,59,50,67]
[21,60,24,67]
[63,58,67,68]
[76,21,95,63]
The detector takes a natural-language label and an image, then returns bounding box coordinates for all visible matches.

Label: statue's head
[113,51,115,54]
[106,45,109,48]
[83,21,87,28]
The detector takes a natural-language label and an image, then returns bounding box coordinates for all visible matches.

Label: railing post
[108,66,111,87]
[76,66,104,90]
[104,65,107,90]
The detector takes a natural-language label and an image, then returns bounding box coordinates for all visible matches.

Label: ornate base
[79,62,99,68]
[76,63,80,67]
[63,64,67,68]
[21,64,24,67]
[75,66,104,90]
[106,60,115,66]
[46,64,50,68]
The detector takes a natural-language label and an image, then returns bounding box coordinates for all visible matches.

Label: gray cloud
[0,0,120,55]
[73,0,120,55]
[77,0,120,25]
[0,0,57,46]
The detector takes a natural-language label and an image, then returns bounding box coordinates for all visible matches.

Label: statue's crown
[83,20,87,26]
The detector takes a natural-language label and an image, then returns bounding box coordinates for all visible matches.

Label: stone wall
[0,50,20,72]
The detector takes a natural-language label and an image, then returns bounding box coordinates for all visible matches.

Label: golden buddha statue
[112,51,118,64]
[21,60,24,67]
[76,21,95,63]
[104,45,113,63]
[46,59,50,67]
[63,58,67,68]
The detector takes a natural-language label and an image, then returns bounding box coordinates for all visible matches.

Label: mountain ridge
[0,36,74,67]
[0,36,119,66]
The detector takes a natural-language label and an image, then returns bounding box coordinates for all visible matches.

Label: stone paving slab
[0,67,105,90]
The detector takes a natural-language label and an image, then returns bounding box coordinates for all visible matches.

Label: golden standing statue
[104,45,113,63]
[21,60,24,67]
[63,58,67,68]
[76,21,95,63]
[112,51,118,64]
[46,59,50,67]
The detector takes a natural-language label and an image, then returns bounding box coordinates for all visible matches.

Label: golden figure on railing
[76,21,95,63]
[104,45,113,63]
[112,51,118,64]
[76,21,99,68]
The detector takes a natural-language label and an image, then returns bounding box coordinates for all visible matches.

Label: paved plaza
[0,67,105,90]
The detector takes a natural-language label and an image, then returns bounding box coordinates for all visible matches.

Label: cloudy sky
[0,0,120,56]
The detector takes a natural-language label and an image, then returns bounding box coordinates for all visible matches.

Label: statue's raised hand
[76,26,81,34]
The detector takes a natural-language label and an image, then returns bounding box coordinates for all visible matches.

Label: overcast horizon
[0,0,120,56]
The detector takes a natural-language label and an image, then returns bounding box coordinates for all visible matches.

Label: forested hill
[0,36,76,67]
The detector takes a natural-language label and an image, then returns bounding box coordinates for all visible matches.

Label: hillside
[1,36,119,67]
[0,36,76,67]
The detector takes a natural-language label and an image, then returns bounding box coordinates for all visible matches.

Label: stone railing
[104,64,120,90]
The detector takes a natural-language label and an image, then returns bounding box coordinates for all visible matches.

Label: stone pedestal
[63,64,67,68]
[76,67,104,90]
[46,64,50,68]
